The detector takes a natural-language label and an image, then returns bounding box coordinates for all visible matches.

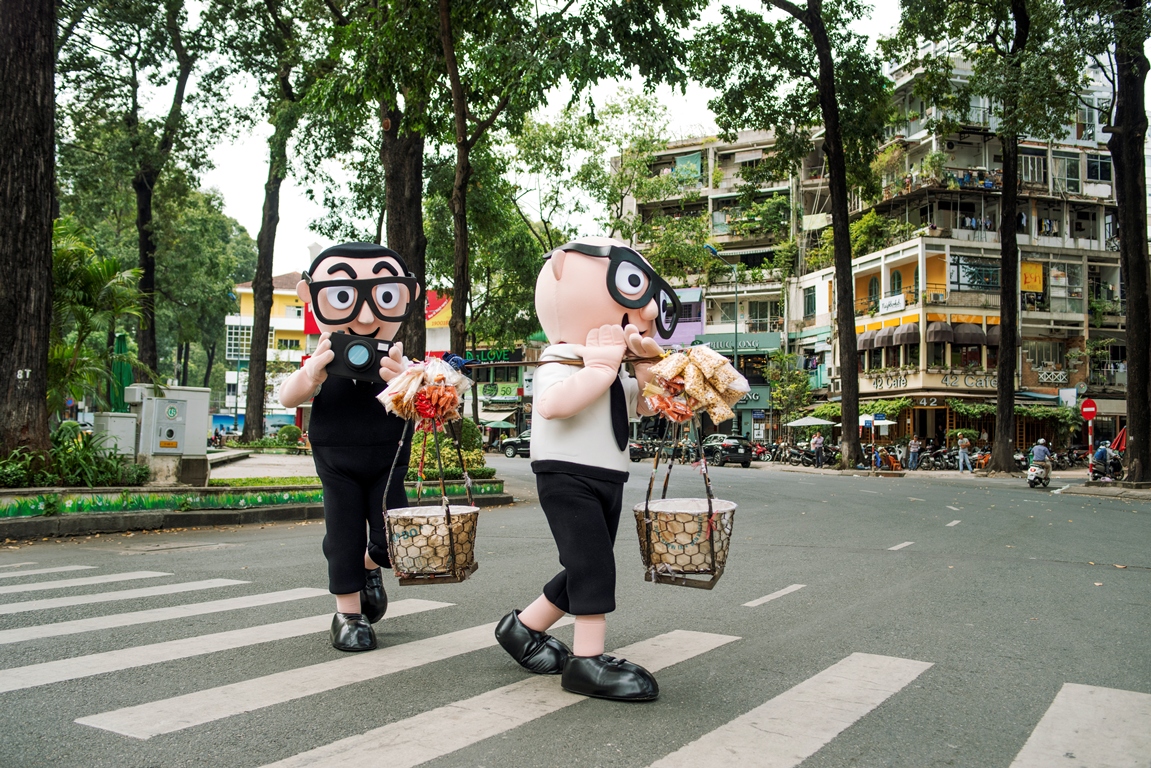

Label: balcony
[748,318,784,333]
[807,364,828,390]
[1089,364,1127,390]
[924,286,1001,309]
[1036,370,1069,385]
[855,287,922,317]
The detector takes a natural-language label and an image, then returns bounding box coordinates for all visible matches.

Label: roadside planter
[0,479,507,520]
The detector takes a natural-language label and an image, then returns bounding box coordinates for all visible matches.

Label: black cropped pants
[312,444,409,595]
[537,472,625,616]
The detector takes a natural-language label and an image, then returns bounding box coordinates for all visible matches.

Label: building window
[803,287,816,318]
[869,348,883,369]
[493,366,509,383]
[987,345,998,369]
[286,305,304,318]
[928,342,946,368]
[952,344,982,369]
[1052,151,1081,194]
[906,343,920,367]
[1024,341,1065,369]
[277,338,300,350]
[949,256,1000,292]
[1076,103,1097,141]
[226,325,252,360]
[679,302,702,322]
[891,270,902,295]
[868,276,879,301]
[914,266,920,293]
[1087,154,1112,182]
[748,301,776,332]
[1020,151,1048,185]
[718,301,736,323]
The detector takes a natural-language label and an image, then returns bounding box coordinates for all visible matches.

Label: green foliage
[728,194,793,242]
[276,426,302,445]
[0,426,148,489]
[457,418,482,451]
[763,351,812,428]
[807,212,918,268]
[410,429,486,472]
[209,476,322,487]
[404,466,498,482]
[811,396,912,422]
[813,402,843,421]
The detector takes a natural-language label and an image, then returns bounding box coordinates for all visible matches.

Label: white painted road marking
[0,565,93,579]
[946,520,961,527]
[0,562,36,569]
[0,571,171,595]
[860,490,879,494]
[0,584,311,644]
[259,630,741,768]
[1009,683,1151,768]
[946,505,960,511]
[744,584,805,607]
[646,652,932,768]
[78,617,576,739]
[0,599,452,693]
[0,578,249,617]
[888,541,915,550]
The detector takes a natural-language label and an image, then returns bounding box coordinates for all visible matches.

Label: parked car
[501,430,531,458]
[702,434,753,467]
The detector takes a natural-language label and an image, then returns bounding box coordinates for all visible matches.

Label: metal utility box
[125,384,211,486]
[91,412,138,456]
[152,399,187,455]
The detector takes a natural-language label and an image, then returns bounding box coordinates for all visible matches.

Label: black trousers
[312,445,409,595]
[537,472,625,616]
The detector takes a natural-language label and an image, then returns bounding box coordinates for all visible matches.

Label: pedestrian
[811,431,824,468]
[907,434,921,470]
[957,431,973,473]
[980,428,988,446]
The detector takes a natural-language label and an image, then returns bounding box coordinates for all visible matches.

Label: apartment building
[624,56,1131,447]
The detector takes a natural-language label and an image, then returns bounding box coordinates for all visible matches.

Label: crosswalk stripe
[259,630,741,768]
[76,617,577,739]
[0,571,170,595]
[646,652,933,768]
[0,565,95,579]
[0,599,453,693]
[1009,683,1151,768]
[0,579,249,617]
[744,584,805,607]
[0,583,318,644]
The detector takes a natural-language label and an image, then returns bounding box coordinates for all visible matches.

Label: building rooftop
[236,272,302,291]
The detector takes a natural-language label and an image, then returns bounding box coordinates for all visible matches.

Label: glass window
[1053,151,1081,194]
[952,344,982,368]
[987,345,998,369]
[869,348,883,369]
[1087,154,1112,182]
[949,256,1000,291]
[277,338,301,350]
[748,301,775,332]
[928,342,946,368]
[868,276,879,300]
[493,366,509,383]
[906,342,920,367]
[679,302,702,322]
[1024,341,1065,368]
[891,271,902,294]
[718,301,736,323]
[1048,261,1084,312]
[472,366,491,383]
[803,287,816,318]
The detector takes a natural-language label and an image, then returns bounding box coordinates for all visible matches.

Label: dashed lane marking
[743,584,805,607]
[946,520,961,527]
[888,541,915,551]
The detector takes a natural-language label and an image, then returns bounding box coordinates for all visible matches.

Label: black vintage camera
[325,331,392,384]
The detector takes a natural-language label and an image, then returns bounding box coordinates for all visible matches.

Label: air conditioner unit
[928,292,947,303]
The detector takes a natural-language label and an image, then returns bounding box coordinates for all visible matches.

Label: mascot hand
[302,333,335,386]
[379,342,407,383]
[580,324,627,373]
[623,324,664,362]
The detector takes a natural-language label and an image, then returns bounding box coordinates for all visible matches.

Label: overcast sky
[200,1,902,276]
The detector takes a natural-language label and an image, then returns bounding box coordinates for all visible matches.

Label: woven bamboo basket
[385,505,480,585]
[634,498,736,589]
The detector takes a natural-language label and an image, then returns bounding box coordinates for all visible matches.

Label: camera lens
[344,340,373,370]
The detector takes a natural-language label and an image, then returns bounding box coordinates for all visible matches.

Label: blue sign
[874,412,887,421]
[864,419,873,427]
[752,410,765,419]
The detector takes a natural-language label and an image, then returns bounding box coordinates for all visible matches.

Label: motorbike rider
[1030,438,1053,480]
[1093,441,1111,473]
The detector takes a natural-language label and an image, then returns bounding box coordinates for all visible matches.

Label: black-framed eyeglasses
[546,241,681,338]
[302,273,420,325]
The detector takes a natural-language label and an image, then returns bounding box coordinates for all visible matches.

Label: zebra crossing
[0,559,1147,767]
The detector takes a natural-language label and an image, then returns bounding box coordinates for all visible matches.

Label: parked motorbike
[751,442,771,462]
[1090,453,1125,482]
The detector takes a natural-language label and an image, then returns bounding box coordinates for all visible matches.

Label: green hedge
[405,465,497,482]
[0,425,151,489]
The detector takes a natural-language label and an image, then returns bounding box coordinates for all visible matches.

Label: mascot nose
[357,301,375,324]
[639,298,658,320]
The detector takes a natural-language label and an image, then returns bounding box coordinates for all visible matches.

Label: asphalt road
[0,454,1148,767]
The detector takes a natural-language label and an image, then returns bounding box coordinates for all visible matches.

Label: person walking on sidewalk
[907,434,921,470]
[811,431,825,468]
[957,432,973,473]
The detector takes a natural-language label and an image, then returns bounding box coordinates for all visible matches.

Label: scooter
[1090,452,1125,482]
[1027,462,1050,488]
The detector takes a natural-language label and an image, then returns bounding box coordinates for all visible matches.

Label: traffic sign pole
[1081,399,1097,477]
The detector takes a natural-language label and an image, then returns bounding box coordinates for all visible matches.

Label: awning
[675,287,702,303]
[953,323,987,345]
[925,321,954,343]
[857,330,876,351]
[893,323,920,346]
[873,325,898,348]
[813,341,833,352]
[985,325,1001,346]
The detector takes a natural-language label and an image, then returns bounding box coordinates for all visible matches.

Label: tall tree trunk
[180,341,190,386]
[242,114,295,442]
[381,103,428,358]
[202,340,216,388]
[439,0,471,357]
[0,0,54,455]
[801,6,863,468]
[132,169,159,375]
[991,134,1021,472]
[1107,0,1150,482]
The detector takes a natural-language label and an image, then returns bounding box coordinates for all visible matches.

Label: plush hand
[379,342,407,383]
[623,324,664,361]
[579,324,627,373]
[302,332,334,386]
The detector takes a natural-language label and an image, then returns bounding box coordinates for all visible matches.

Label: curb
[0,493,516,540]
[1060,485,1151,501]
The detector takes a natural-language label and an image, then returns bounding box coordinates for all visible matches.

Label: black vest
[308,375,410,455]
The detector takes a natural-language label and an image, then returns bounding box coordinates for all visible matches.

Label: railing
[855,296,880,316]
[944,290,1001,308]
[807,365,828,390]
[922,283,950,305]
[1089,366,1127,388]
[747,318,784,333]
[1036,370,1069,384]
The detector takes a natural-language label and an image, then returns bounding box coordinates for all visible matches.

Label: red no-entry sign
[1081,398,1097,420]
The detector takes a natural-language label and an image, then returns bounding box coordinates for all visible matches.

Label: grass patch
[209,476,322,487]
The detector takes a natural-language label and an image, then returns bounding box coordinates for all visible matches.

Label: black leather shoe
[330,612,377,652]
[561,654,659,701]
[494,610,571,674]
[360,568,388,624]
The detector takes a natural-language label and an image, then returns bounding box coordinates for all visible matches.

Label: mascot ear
[549,249,566,280]
[296,279,310,305]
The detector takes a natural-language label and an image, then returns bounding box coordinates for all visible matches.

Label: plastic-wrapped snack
[687,345,728,377]
[720,376,751,407]
[708,363,739,392]
[380,365,426,420]
[649,351,689,380]
[707,400,735,424]
[649,395,693,423]
[683,364,720,406]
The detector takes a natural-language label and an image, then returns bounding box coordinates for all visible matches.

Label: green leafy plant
[276,425,302,445]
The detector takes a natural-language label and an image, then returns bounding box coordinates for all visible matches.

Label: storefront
[692,331,781,435]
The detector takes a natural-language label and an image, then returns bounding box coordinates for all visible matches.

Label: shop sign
[480,382,520,401]
[736,386,772,407]
[1021,261,1044,293]
[471,348,520,363]
[861,370,998,394]
[938,372,997,389]
[878,294,905,313]
[692,332,781,353]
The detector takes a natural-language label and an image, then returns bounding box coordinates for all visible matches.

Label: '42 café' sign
[865,370,998,393]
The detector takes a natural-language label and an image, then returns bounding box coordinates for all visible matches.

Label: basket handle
[429,419,462,578]
[382,419,414,568]
[643,416,714,515]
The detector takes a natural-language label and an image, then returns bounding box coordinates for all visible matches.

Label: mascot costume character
[279,242,421,652]
[494,236,680,701]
